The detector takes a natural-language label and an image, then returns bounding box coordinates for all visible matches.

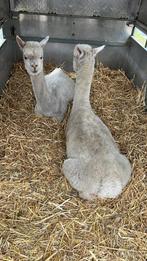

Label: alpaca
[63,44,131,200]
[16,35,74,121]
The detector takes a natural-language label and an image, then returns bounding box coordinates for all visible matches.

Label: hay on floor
[0,62,146,261]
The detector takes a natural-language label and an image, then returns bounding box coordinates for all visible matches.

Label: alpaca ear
[93,45,105,57]
[75,46,85,59]
[16,35,26,50]
[40,36,49,47]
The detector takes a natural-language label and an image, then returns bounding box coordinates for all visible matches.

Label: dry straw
[0,63,146,261]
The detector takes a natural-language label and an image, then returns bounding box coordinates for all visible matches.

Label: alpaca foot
[97,178,122,199]
[63,158,100,200]
[35,111,43,117]
[35,105,43,117]
[79,191,96,201]
[62,158,83,191]
[55,114,64,122]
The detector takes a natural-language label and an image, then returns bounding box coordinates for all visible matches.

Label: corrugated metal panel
[10,0,139,19]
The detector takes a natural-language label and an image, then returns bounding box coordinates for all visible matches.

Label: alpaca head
[73,44,105,72]
[16,35,49,76]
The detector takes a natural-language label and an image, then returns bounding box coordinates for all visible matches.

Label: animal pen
[0,0,147,260]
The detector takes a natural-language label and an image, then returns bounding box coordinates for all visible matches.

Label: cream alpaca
[63,44,131,200]
[16,35,74,121]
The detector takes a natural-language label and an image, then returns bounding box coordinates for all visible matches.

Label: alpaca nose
[31,64,38,69]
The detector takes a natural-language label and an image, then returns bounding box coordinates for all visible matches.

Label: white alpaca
[63,44,131,200]
[16,35,74,121]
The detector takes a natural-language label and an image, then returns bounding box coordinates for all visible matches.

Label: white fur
[16,35,74,121]
[63,44,131,200]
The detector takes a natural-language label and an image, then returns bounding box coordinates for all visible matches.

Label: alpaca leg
[35,104,43,116]
[97,175,122,199]
[56,101,67,121]
[63,159,98,200]
[62,158,83,192]
[79,191,97,200]
[117,155,131,187]
[55,114,64,122]
[96,153,131,199]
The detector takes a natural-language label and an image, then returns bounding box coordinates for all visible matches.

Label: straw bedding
[0,63,146,261]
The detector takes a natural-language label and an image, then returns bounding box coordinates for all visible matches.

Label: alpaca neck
[72,62,95,111]
[30,70,50,104]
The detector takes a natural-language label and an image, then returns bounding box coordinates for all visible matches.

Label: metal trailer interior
[0,0,147,93]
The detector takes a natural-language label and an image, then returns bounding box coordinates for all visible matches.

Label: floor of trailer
[0,63,146,261]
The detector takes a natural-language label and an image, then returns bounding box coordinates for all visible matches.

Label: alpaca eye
[40,56,43,59]
[24,56,27,60]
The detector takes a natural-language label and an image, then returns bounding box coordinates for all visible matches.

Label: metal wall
[0,40,15,92]
[0,0,10,26]
[7,14,132,46]
[0,0,147,92]
[6,0,138,46]
[136,0,147,35]
[10,0,140,19]
[138,0,147,28]
[125,38,147,87]
[0,1,13,92]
